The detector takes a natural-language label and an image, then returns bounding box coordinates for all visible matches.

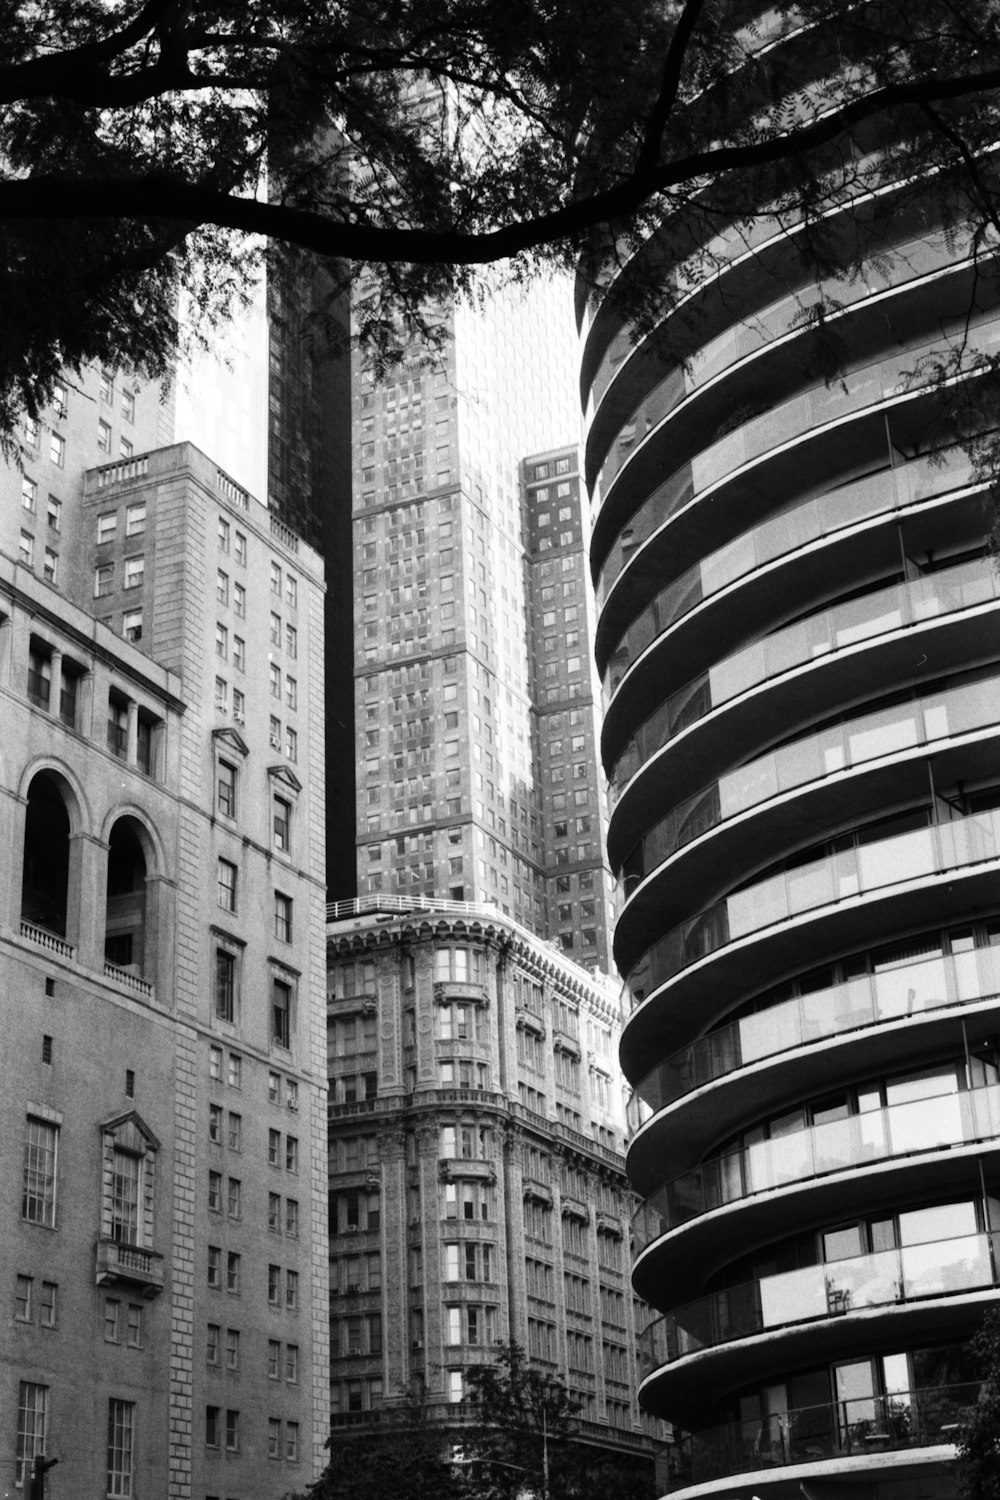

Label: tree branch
[0,0,180,104]
[635,0,709,175]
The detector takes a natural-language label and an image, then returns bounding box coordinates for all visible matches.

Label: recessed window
[215,947,237,1022]
[270,562,281,596]
[98,512,117,544]
[97,420,112,454]
[272,977,292,1049]
[217,760,237,819]
[274,893,292,944]
[233,636,245,672]
[217,859,237,913]
[19,531,34,567]
[233,582,245,618]
[122,611,142,643]
[121,389,135,423]
[120,437,133,460]
[22,476,36,512]
[46,495,60,531]
[234,531,247,566]
[126,503,146,537]
[49,433,65,467]
[273,795,291,853]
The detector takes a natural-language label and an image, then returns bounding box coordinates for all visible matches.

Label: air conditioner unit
[348,1347,364,1356]
[269,733,281,749]
[411,1339,424,1349]
[344,1224,359,1233]
[287,1099,298,1112]
[233,709,245,724]
[346,1283,361,1293]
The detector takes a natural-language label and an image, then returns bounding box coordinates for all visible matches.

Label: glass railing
[617,673,1000,891]
[663,1381,980,1489]
[632,1082,1000,1251]
[594,231,968,506]
[602,446,975,695]
[627,942,1000,1130]
[610,555,999,797]
[595,315,1000,605]
[625,807,1000,1006]
[640,1233,999,1376]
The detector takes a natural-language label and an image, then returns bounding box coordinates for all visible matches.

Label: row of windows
[16,1384,134,1495]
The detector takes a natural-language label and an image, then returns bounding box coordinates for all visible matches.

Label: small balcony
[95,1236,165,1297]
[663,1381,978,1493]
[632,1082,1000,1253]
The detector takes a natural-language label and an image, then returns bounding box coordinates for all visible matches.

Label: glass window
[106,1399,134,1498]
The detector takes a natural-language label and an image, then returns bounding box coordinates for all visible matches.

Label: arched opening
[21,771,71,935]
[105,818,148,976]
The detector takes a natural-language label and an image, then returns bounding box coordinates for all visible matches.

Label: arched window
[21,772,71,937]
[105,819,148,977]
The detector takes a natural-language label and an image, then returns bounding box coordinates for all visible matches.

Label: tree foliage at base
[298,1391,462,1500]
[6,0,1000,442]
[958,1308,1000,1500]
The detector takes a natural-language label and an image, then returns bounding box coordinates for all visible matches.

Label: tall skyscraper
[348,276,616,971]
[582,16,1000,1500]
[1,369,329,1498]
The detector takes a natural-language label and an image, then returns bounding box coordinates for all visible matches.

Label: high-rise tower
[582,10,1000,1499]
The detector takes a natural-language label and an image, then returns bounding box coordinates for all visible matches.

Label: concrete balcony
[95,1236,165,1297]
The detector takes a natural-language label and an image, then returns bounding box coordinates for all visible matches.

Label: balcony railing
[602,445,975,691]
[20,920,74,959]
[596,312,1000,605]
[95,1237,165,1296]
[632,1082,1000,1251]
[618,672,1000,889]
[664,1381,979,1490]
[594,230,969,517]
[611,555,999,796]
[627,941,1000,1127]
[625,807,1000,1006]
[640,1232,999,1376]
[104,962,153,999]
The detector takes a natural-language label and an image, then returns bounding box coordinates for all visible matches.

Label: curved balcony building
[582,13,1000,1500]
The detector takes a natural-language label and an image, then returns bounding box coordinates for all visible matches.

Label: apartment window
[22,475,36,512]
[206,1406,220,1447]
[227,1112,241,1151]
[285,1344,299,1383]
[107,1399,135,1497]
[233,636,245,672]
[218,517,230,553]
[286,1422,300,1462]
[270,612,282,646]
[232,688,245,723]
[285,1269,299,1310]
[285,726,297,762]
[215,947,237,1022]
[98,419,112,453]
[217,859,237,913]
[268,1338,281,1378]
[214,677,228,712]
[233,582,246,617]
[234,531,247,565]
[16,1383,48,1489]
[95,564,114,597]
[125,503,145,537]
[19,530,34,567]
[274,893,292,943]
[207,1323,221,1364]
[105,1297,122,1341]
[24,415,39,447]
[46,495,61,531]
[286,624,297,658]
[208,1105,223,1145]
[269,1263,281,1305]
[120,432,134,457]
[270,562,282,596]
[270,663,281,699]
[49,433,64,467]
[268,1129,281,1167]
[273,795,290,853]
[269,715,281,749]
[227,1252,240,1294]
[217,761,237,819]
[215,623,228,659]
[286,575,297,608]
[286,677,297,711]
[22,1116,58,1226]
[37,1280,56,1326]
[208,1169,222,1212]
[268,1418,282,1459]
[227,1178,241,1219]
[124,1303,142,1347]
[268,1191,280,1230]
[216,570,229,606]
[122,611,142,643]
[285,1199,299,1237]
[225,1328,240,1369]
[285,1136,298,1173]
[41,547,58,583]
[268,1072,281,1104]
[227,1053,241,1088]
[15,1274,32,1321]
[272,976,292,1049]
[122,388,135,422]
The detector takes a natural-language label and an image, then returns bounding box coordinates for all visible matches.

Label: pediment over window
[212,726,249,757]
[267,763,302,794]
[101,1110,160,1154]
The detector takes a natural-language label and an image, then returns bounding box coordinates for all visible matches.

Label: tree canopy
[958,1308,1000,1500]
[5,0,1000,436]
